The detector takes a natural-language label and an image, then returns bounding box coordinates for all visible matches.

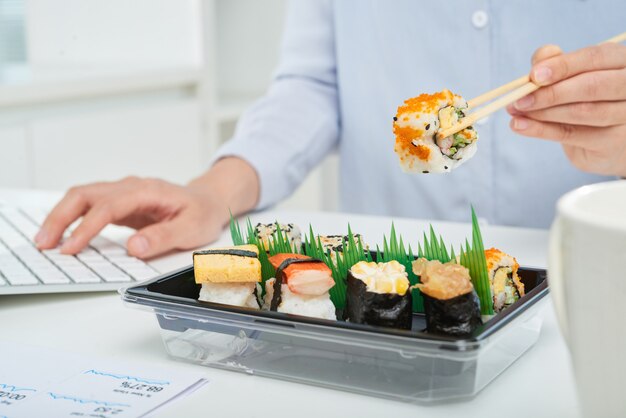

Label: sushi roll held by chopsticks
[264,253,337,320]
[485,248,525,313]
[193,245,262,308]
[344,261,413,329]
[413,258,482,336]
[393,89,478,173]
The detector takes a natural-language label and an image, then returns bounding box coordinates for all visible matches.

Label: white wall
[215,0,286,98]
[24,0,202,68]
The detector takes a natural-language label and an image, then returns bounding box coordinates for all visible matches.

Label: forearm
[188,157,260,218]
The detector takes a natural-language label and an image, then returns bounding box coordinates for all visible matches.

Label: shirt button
[472,10,489,29]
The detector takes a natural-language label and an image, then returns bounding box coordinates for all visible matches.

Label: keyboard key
[4,271,39,285]
[90,237,127,256]
[0,208,40,242]
[36,270,71,284]
[63,267,101,284]
[125,268,157,281]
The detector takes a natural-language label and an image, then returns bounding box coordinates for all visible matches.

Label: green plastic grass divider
[229,208,493,315]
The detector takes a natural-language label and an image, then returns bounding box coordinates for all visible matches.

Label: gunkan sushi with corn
[413,258,481,336]
[393,89,478,173]
[254,222,302,252]
[344,260,412,329]
[485,248,525,313]
[263,253,336,320]
[194,244,261,308]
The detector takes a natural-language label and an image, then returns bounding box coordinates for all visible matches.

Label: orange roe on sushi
[414,145,430,161]
[396,89,455,115]
[393,124,431,161]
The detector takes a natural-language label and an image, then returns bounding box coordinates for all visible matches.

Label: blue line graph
[48,393,130,408]
[0,383,37,393]
[83,370,170,385]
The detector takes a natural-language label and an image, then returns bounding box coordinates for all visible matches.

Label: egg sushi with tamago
[193,245,262,308]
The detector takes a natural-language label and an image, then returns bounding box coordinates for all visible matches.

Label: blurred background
[0,0,339,211]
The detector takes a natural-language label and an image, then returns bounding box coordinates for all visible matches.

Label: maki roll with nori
[344,261,412,329]
[318,233,369,266]
[193,245,262,308]
[413,258,481,336]
[393,89,478,173]
[263,253,336,320]
[254,222,302,252]
[485,248,525,313]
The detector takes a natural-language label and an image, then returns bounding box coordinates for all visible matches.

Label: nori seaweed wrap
[422,291,482,336]
[413,258,482,336]
[344,261,412,330]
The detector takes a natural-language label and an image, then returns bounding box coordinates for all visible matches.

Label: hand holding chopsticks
[437,31,626,140]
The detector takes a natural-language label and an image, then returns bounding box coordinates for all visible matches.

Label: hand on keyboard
[0,206,159,293]
[35,176,233,259]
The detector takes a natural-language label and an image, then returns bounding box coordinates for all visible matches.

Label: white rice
[263,279,336,320]
[199,282,259,308]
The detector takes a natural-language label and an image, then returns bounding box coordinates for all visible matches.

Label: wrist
[187,157,260,218]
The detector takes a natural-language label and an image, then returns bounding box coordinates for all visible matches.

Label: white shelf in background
[0,63,202,107]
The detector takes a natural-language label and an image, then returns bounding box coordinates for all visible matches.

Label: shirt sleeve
[211,0,339,210]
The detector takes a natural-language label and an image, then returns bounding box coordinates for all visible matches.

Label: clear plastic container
[121,266,548,403]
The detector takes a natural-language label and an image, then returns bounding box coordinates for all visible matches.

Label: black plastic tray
[125,264,548,344]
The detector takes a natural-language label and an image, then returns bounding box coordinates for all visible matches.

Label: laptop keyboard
[0,206,158,292]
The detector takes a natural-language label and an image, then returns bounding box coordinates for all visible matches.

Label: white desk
[0,189,580,418]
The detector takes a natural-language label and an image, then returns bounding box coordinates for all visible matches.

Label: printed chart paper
[0,341,208,418]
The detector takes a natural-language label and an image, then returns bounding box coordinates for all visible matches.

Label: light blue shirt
[215,0,624,228]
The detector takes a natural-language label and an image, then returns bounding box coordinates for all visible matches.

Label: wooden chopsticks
[437,31,626,140]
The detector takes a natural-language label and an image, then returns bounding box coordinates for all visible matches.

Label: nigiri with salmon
[263,253,337,320]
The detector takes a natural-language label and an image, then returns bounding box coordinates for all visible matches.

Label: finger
[127,216,195,259]
[510,116,618,148]
[36,184,111,249]
[530,43,626,86]
[60,197,143,254]
[531,44,563,65]
[506,103,523,116]
[514,68,626,111]
[517,101,626,127]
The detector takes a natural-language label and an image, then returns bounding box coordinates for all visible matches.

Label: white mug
[549,181,626,418]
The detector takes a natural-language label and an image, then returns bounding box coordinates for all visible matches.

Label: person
[35,1,626,259]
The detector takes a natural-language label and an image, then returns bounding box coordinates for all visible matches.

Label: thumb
[127,218,188,259]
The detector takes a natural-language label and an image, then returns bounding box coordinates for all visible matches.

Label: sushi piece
[413,258,482,336]
[344,260,412,329]
[318,233,369,265]
[485,248,525,313]
[254,222,302,252]
[264,253,336,320]
[393,89,478,173]
[194,244,261,308]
